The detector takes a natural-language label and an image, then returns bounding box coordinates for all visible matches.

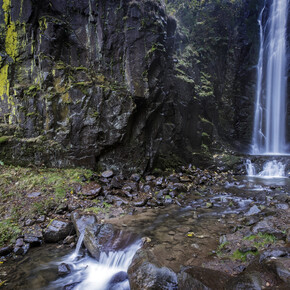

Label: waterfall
[252,0,288,155]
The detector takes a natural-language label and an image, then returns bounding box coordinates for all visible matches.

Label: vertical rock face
[0,0,263,172]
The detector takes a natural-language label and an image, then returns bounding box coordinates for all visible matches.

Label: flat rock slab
[44,220,75,243]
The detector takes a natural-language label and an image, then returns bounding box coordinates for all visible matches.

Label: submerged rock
[107,271,129,289]
[58,263,72,277]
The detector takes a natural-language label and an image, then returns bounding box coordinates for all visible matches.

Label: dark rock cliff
[0,0,262,173]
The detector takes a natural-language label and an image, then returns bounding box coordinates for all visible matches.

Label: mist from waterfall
[252,0,288,155]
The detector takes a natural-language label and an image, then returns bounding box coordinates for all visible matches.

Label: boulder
[128,248,178,290]
[43,220,75,243]
[72,212,136,259]
[178,266,231,290]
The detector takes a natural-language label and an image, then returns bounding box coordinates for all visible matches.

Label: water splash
[47,234,141,290]
[246,159,286,178]
[252,0,288,154]
[245,159,256,176]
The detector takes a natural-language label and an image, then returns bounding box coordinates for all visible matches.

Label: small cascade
[47,233,141,290]
[246,159,286,178]
[245,159,256,176]
[69,231,85,260]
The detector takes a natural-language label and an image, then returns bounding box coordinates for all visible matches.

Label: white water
[252,0,288,154]
[246,159,286,178]
[47,233,141,290]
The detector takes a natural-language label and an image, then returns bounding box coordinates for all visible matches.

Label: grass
[243,232,276,248]
[84,201,112,215]
[0,219,21,247]
[0,165,95,246]
[231,249,259,262]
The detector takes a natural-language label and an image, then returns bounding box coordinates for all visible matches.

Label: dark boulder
[128,248,178,290]
[43,220,75,243]
[178,266,231,290]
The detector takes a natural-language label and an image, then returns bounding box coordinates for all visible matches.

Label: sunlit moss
[2,0,11,25]
[5,22,18,60]
[0,65,10,100]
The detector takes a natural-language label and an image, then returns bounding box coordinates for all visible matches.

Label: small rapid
[46,232,141,290]
[246,159,286,178]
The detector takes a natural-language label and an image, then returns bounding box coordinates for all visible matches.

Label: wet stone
[110,176,124,189]
[0,245,13,256]
[130,173,141,182]
[23,235,42,247]
[82,185,102,198]
[58,263,72,277]
[101,170,114,178]
[108,271,128,286]
[63,282,81,290]
[14,243,29,256]
[276,203,289,210]
[134,198,149,207]
[23,225,43,239]
[145,175,156,182]
[25,219,34,226]
[56,203,68,214]
[245,205,261,216]
[63,235,75,245]
[164,198,173,205]
[36,215,46,223]
[15,238,24,247]
[43,220,75,243]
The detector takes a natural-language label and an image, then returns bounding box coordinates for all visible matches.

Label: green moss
[232,249,258,262]
[0,65,9,99]
[243,232,277,248]
[0,136,9,143]
[5,22,18,61]
[0,219,21,246]
[24,84,41,97]
[2,0,11,25]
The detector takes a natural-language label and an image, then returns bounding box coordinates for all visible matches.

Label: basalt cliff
[0,0,263,173]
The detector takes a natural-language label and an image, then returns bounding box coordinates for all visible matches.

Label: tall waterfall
[252,0,288,155]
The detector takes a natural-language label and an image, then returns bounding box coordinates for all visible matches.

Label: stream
[3,173,289,289]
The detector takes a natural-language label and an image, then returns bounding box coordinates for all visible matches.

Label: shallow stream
[3,175,290,289]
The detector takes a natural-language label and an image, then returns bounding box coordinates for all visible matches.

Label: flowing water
[252,0,288,154]
[250,0,289,177]
[3,233,141,290]
[245,159,286,178]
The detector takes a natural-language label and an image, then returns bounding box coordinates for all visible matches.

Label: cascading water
[46,232,141,290]
[249,0,289,178]
[252,0,288,155]
[246,159,286,178]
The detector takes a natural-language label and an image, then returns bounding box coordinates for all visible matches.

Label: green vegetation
[0,136,9,143]
[243,232,277,248]
[84,201,112,215]
[231,249,258,262]
[0,219,21,247]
